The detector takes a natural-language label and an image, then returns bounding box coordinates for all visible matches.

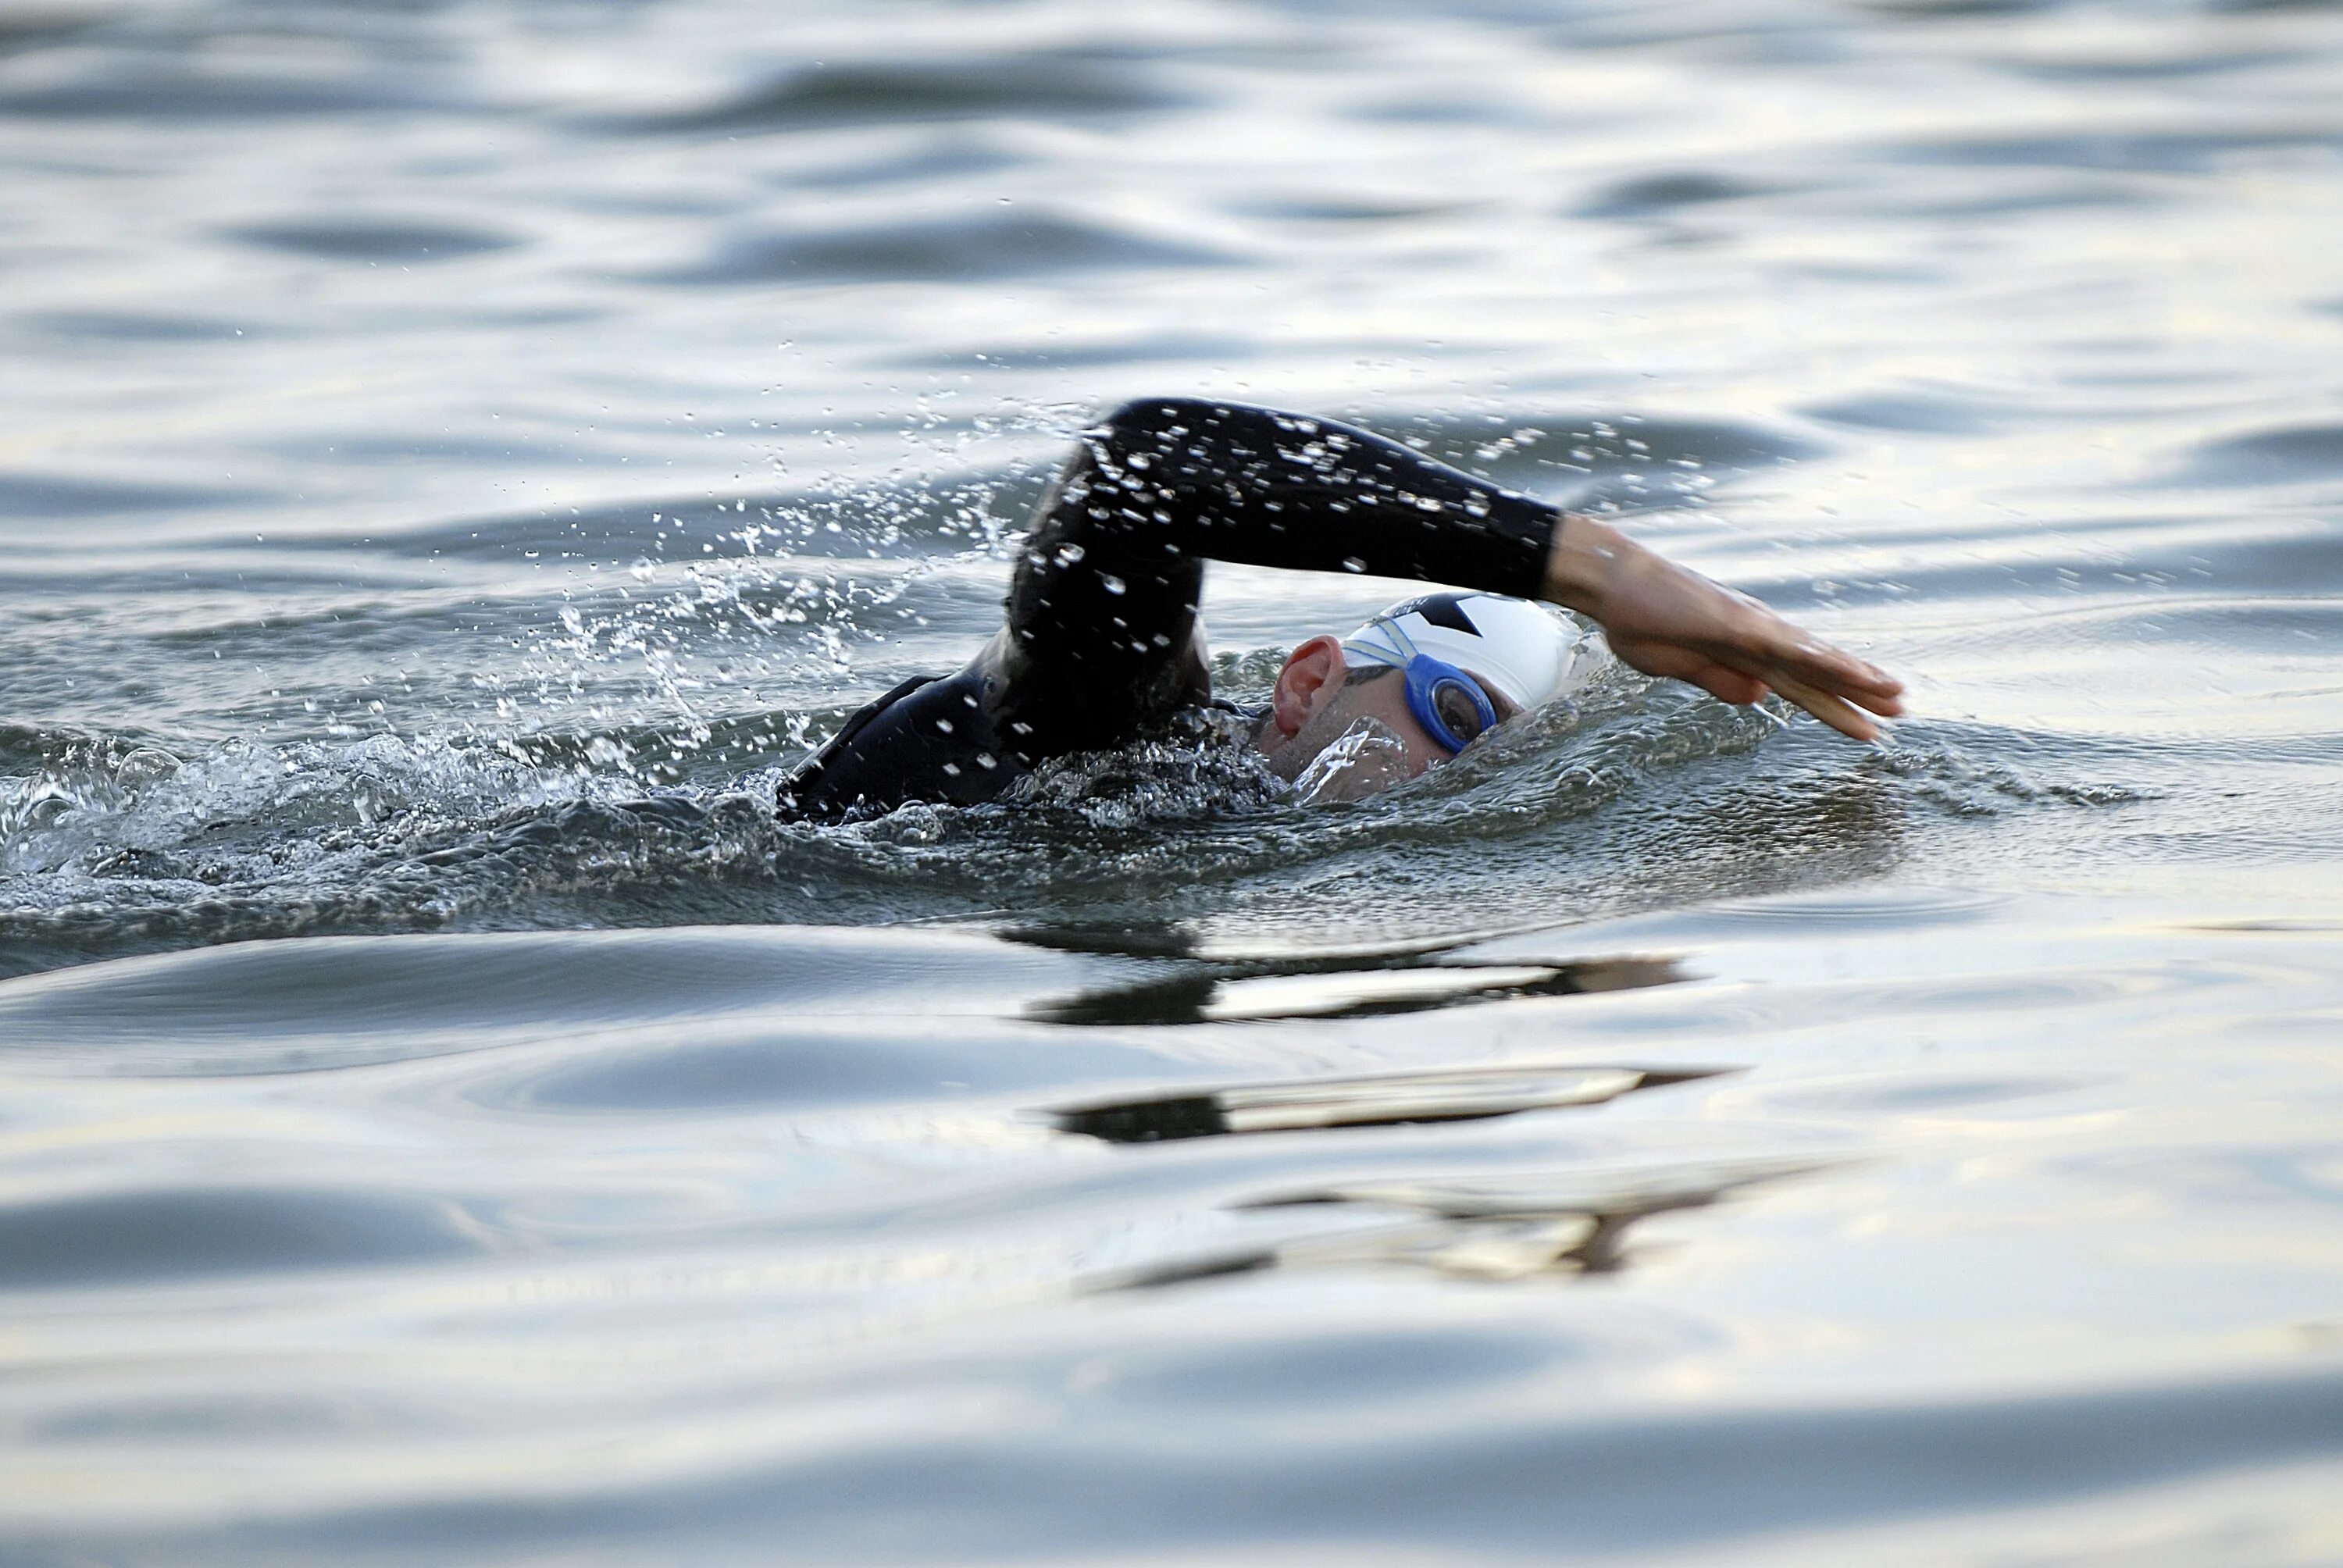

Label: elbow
[1090,396,1215,456]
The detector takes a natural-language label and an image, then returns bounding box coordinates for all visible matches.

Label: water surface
[4,0,2343,1561]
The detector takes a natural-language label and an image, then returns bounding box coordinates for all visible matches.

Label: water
[4,0,2343,1560]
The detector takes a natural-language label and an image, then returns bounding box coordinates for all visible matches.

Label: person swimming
[776,398,1903,821]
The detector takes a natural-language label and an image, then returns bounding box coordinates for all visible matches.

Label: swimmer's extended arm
[1006,397,1901,750]
[1541,514,1906,741]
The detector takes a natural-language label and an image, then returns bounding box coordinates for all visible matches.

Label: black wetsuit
[776,398,1563,821]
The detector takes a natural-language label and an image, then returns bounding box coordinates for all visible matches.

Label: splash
[1293,717,1415,804]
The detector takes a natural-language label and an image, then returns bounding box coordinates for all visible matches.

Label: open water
[5,0,2343,1562]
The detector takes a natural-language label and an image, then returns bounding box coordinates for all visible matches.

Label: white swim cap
[1341,592,1585,710]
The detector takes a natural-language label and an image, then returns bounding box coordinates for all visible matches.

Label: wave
[0,651,2152,983]
[604,55,1187,136]
[658,210,1239,287]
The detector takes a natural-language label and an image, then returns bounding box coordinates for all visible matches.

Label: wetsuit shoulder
[776,668,1010,821]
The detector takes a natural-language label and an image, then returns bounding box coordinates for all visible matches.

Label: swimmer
[778,398,1903,821]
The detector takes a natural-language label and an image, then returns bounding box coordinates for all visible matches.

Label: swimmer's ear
[1271,635,1347,738]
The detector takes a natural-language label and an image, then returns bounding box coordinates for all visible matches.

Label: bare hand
[1542,515,1905,742]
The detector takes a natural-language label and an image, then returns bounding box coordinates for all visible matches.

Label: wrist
[1539,511,1625,618]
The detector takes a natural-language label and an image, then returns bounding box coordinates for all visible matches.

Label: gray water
[4,0,2343,1562]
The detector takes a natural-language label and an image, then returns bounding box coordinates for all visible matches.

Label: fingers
[1765,669,1891,743]
[1735,646,1903,723]
[1684,660,1883,741]
[1686,665,1768,707]
[1774,637,1904,713]
[1707,596,1898,705]
[1708,608,1904,728]
[1614,635,1899,743]
[1598,566,1906,741]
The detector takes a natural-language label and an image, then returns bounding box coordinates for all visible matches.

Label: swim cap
[1341,592,1585,710]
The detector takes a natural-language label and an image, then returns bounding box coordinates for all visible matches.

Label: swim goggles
[1398,654,1500,754]
[1343,621,1500,756]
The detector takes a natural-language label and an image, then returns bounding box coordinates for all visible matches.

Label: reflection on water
[6,905,2341,1565]
[5,0,2343,1560]
[1032,950,1687,1025]
[1111,1160,1821,1287]
[1055,1059,1715,1142]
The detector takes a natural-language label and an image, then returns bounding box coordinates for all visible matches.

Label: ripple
[789,140,1025,190]
[1229,193,1482,223]
[1090,1327,1556,1409]
[662,211,1234,285]
[2175,423,2343,487]
[609,55,1185,135]
[0,472,264,519]
[1762,1071,2099,1116]
[0,61,437,120]
[0,1187,481,1291]
[497,1022,1177,1115]
[0,925,1111,1073]
[226,219,520,263]
[0,9,103,58]
[1799,385,2026,435]
[1992,48,2298,84]
[27,309,259,343]
[1894,126,2343,175]
[1576,170,1774,219]
[1704,885,2006,927]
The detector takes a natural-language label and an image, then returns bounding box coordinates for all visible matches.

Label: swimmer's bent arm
[1004,397,1902,748]
[993,399,1563,757]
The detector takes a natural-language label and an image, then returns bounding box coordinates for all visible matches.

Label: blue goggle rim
[1397,654,1500,756]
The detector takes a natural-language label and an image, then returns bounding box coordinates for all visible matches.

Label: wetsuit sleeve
[990,397,1561,758]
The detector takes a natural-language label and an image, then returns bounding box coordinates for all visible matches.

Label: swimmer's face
[1257,635,1518,789]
